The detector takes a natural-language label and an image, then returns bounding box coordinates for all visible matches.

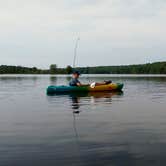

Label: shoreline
[0,74,166,77]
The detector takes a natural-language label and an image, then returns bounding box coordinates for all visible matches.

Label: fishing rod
[73,37,80,68]
[73,37,91,83]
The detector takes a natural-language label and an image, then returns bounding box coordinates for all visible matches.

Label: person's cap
[72,70,81,75]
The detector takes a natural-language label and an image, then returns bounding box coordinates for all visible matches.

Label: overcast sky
[0,0,166,68]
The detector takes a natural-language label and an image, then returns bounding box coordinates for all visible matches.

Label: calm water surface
[0,75,166,166]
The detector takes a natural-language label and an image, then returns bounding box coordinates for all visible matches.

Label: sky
[0,0,166,68]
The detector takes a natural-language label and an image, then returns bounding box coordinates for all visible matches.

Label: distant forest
[0,62,166,74]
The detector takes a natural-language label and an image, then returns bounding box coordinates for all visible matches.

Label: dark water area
[0,75,166,166]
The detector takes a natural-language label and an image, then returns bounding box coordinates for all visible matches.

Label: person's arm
[76,82,89,86]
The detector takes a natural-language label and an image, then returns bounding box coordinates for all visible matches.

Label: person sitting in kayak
[69,71,112,87]
[69,71,83,86]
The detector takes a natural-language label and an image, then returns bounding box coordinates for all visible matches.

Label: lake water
[0,75,166,166]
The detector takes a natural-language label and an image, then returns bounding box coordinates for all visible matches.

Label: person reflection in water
[71,96,80,114]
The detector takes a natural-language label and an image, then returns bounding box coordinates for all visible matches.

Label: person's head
[72,71,80,79]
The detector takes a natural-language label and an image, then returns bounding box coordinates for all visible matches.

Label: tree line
[0,65,73,74]
[78,62,166,74]
[0,62,165,74]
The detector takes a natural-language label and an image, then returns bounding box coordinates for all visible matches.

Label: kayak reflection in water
[70,91,123,114]
[69,71,112,88]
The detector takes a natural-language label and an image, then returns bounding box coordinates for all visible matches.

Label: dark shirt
[69,78,80,86]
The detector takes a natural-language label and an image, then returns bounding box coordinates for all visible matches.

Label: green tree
[66,65,73,74]
[50,64,57,74]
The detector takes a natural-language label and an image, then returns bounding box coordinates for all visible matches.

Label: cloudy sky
[0,0,166,68]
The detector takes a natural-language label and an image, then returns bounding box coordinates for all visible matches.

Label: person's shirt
[69,78,81,86]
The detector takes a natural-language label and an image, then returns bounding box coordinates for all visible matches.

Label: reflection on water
[0,75,166,166]
[51,91,123,113]
[48,91,123,114]
[49,76,57,85]
[48,91,124,165]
